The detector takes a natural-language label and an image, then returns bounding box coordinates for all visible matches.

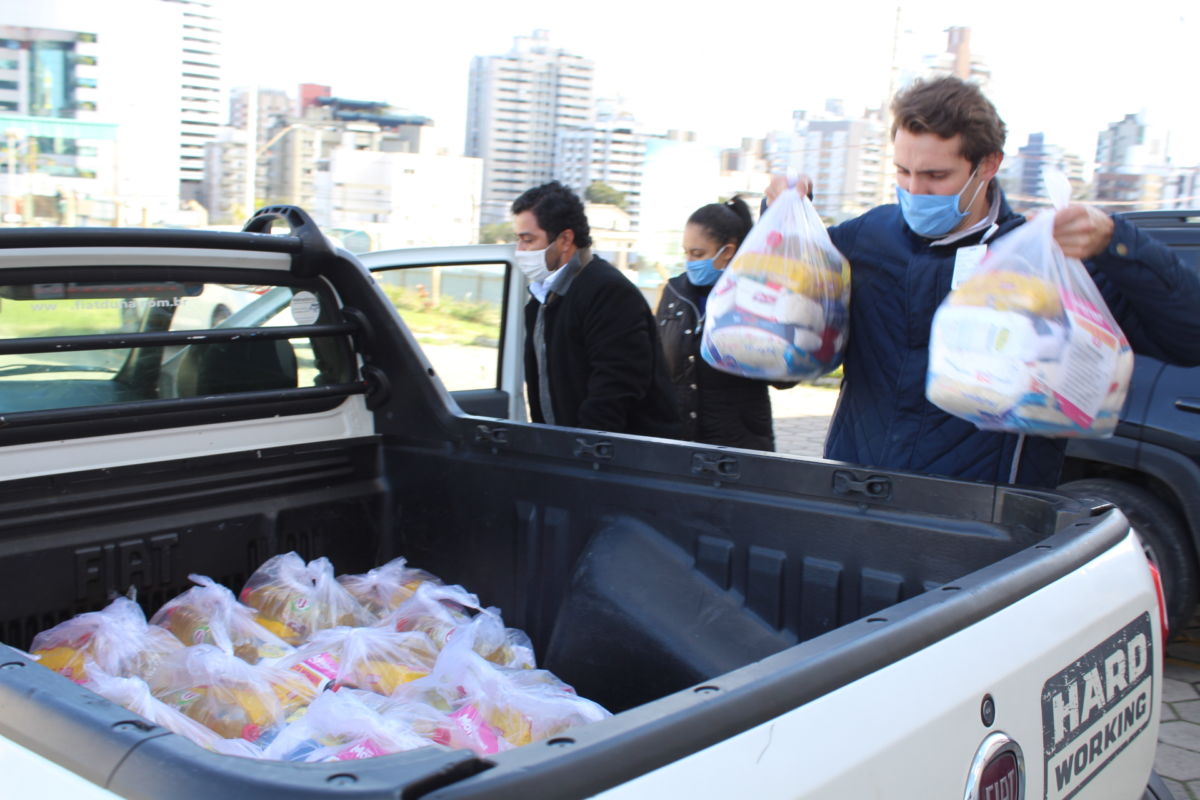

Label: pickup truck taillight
[1147,560,1169,646]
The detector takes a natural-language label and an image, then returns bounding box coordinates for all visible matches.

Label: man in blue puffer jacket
[766,76,1200,488]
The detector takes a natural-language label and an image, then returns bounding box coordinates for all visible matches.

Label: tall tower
[167,0,223,203]
[465,30,593,224]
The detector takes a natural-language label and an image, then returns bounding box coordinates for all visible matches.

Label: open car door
[358,245,526,422]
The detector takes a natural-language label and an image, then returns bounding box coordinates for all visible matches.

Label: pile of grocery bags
[27,553,609,762]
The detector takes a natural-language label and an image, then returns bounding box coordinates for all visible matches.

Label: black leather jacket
[654,274,777,450]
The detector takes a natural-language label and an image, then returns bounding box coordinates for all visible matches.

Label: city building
[923,26,991,87]
[999,132,1089,211]
[466,30,594,224]
[311,146,482,250]
[554,106,651,228]
[777,105,887,224]
[1093,113,1172,213]
[0,0,226,224]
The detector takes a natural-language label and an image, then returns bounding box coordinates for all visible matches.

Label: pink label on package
[333,738,388,760]
[290,651,340,688]
[450,705,501,754]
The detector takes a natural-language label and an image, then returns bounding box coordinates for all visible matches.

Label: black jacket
[655,274,776,450]
[523,253,681,439]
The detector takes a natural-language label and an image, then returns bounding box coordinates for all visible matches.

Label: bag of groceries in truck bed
[26,552,610,762]
[926,170,1133,437]
[700,186,850,381]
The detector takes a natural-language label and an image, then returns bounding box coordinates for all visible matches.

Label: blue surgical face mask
[896,167,984,238]
[685,245,728,286]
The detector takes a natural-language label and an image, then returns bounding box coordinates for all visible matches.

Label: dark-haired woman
[655,197,784,451]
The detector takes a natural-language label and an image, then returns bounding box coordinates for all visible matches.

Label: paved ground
[770,384,1200,796]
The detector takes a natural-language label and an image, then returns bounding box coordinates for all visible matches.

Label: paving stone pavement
[770,384,1200,797]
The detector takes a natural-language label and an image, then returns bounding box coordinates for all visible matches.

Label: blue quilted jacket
[825,190,1200,488]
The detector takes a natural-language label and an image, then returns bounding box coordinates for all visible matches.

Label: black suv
[1060,210,1200,634]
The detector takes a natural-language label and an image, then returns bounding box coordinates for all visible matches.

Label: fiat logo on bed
[1040,613,1153,799]
[965,733,1025,800]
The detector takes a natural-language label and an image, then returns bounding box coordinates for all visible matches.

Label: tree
[480,221,514,244]
[584,181,626,209]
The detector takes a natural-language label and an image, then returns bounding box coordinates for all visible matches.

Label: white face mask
[514,246,551,284]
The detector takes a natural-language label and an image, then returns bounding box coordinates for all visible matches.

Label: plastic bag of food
[86,666,261,758]
[30,596,184,684]
[378,582,484,647]
[701,186,850,380]
[379,583,534,668]
[146,643,316,743]
[337,557,442,618]
[444,609,535,670]
[279,626,439,695]
[239,553,372,646]
[927,170,1132,437]
[151,574,292,663]
[260,688,433,762]
[390,628,609,755]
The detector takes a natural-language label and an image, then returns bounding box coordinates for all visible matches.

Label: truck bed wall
[0,435,1042,713]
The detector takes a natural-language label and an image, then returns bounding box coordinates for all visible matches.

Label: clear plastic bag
[30,596,184,684]
[86,666,261,758]
[260,689,434,762]
[150,574,293,663]
[927,171,1133,437]
[337,556,442,619]
[390,627,609,755]
[239,553,373,646]
[701,187,850,380]
[278,625,439,695]
[378,582,484,647]
[146,643,316,743]
[378,583,535,668]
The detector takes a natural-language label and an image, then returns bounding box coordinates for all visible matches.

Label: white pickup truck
[0,207,1175,799]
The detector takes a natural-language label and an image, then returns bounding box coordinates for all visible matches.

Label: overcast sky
[225,0,1198,168]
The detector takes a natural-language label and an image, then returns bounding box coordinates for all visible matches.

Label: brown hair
[890,76,1006,166]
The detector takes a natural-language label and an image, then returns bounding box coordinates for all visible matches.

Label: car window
[0,279,353,414]
[373,263,505,392]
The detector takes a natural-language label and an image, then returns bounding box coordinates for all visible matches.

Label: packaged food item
[379,583,534,668]
[146,643,312,743]
[927,170,1132,437]
[389,628,609,755]
[701,188,850,380]
[337,557,442,618]
[260,688,433,762]
[239,553,373,646]
[379,582,483,647]
[279,626,439,696]
[150,574,292,663]
[86,666,261,758]
[31,596,184,684]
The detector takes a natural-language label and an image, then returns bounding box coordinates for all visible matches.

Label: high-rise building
[0,0,225,222]
[924,26,990,87]
[1093,113,1171,212]
[466,30,593,224]
[1000,132,1089,211]
[784,108,887,223]
[171,0,223,202]
[555,117,650,228]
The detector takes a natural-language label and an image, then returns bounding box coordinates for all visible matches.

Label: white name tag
[952,244,989,290]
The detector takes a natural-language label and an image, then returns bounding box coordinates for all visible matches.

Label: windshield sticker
[290,291,320,325]
[1041,612,1153,799]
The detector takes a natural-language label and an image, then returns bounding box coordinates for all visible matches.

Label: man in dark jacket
[767,76,1200,487]
[512,181,681,439]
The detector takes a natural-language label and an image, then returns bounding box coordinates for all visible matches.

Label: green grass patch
[379,285,501,347]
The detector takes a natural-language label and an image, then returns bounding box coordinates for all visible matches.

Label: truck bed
[0,424,1126,799]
